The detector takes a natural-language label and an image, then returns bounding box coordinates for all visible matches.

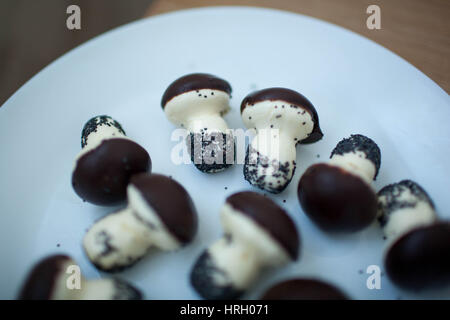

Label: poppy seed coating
[81,115,126,148]
[330,134,381,179]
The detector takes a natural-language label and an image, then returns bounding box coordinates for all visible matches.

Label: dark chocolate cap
[161,73,232,107]
[130,173,198,244]
[261,278,348,300]
[385,222,450,290]
[226,191,300,260]
[330,134,381,180]
[72,138,151,206]
[18,255,70,300]
[298,163,378,232]
[240,88,323,144]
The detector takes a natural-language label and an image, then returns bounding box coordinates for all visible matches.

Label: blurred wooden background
[1,0,449,106]
[0,0,153,106]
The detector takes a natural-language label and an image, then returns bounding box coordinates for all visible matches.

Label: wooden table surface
[145,0,450,93]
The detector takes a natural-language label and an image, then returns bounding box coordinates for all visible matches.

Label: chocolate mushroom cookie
[241,88,323,193]
[190,191,300,300]
[72,115,151,206]
[162,73,235,173]
[83,173,198,272]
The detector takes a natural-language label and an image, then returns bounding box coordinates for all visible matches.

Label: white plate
[1,7,449,300]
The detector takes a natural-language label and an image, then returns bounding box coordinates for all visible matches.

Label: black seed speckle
[81,115,125,148]
[330,134,381,180]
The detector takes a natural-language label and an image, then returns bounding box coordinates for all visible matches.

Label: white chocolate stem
[329,151,376,185]
[51,261,135,300]
[208,237,261,290]
[185,114,229,133]
[378,184,437,243]
[242,100,315,191]
[83,185,180,270]
[206,204,289,289]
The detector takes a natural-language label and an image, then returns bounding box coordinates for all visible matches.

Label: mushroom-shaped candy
[190,191,300,300]
[161,73,234,173]
[241,88,323,193]
[298,134,381,232]
[378,180,450,290]
[18,255,142,300]
[72,115,151,206]
[83,173,198,272]
[261,278,348,300]
[377,180,437,241]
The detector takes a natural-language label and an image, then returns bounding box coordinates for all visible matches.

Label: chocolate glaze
[385,222,450,290]
[377,180,435,227]
[161,73,232,107]
[190,251,244,300]
[240,88,323,144]
[330,134,381,179]
[298,163,377,232]
[130,173,198,244]
[19,255,70,300]
[72,138,151,206]
[261,279,348,300]
[226,191,299,260]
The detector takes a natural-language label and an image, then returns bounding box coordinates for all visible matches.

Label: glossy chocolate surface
[130,173,198,244]
[385,222,450,290]
[261,279,348,300]
[226,191,299,260]
[18,255,70,300]
[240,87,323,144]
[161,73,232,107]
[72,138,151,206]
[298,163,377,232]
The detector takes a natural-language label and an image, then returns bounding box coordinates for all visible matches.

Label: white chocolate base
[83,185,180,270]
[378,185,437,243]
[51,260,136,300]
[329,151,376,186]
[206,204,290,290]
